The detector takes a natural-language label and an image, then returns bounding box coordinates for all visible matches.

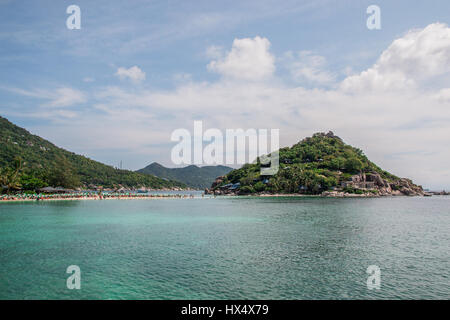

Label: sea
[0,194,449,299]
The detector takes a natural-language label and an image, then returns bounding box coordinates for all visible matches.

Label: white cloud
[1,86,86,108]
[284,50,336,85]
[341,23,450,92]
[205,45,223,59]
[46,87,86,107]
[434,88,450,102]
[207,36,275,81]
[115,66,146,83]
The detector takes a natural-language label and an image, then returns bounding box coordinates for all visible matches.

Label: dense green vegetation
[137,162,233,189]
[0,157,24,193]
[0,116,185,191]
[214,131,400,194]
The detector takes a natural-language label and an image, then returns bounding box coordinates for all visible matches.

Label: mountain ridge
[0,116,185,190]
[137,162,233,189]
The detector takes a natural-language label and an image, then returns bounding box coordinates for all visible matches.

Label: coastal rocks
[431,190,449,195]
[388,178,424,196]
[206,176,238,195]
[205,176,224,193]
[210,176,225,189]
[341,172,424,196]
[204,187,237,196]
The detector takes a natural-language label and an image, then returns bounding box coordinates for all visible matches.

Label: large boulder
[390,178,424,196]
[210,176,225,189]
[366,173,389,188]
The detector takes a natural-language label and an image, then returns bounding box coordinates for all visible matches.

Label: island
[206,131,425,197]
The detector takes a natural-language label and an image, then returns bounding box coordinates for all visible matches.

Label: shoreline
[208,191,426,198]
[230,193,424,198]
[1,192,444,203]
[0,194,199,203]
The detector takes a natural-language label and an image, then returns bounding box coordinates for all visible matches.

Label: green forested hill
[137,162,233,189]
[210,131,422,195]
[0,116,185,190]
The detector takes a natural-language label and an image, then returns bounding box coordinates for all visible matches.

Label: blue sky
[2,0,448,88]
[1,0,450,189]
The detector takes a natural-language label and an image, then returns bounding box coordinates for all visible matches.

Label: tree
[239,185,255,195]
[0,157,23,193]
[47,156,81,188]
[330,157,346,170]
[253,181,266,192]
[0,168,7,192]
[300,170,316,192]
[344,157,363,173]
[20,174,46,191]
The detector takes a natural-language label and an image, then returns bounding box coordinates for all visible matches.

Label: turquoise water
[0,196,449,300]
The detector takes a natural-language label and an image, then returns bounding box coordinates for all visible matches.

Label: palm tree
[5,171,21,193]
[2,157,23,194]
[301,170,316,193]
[0,168,7,192]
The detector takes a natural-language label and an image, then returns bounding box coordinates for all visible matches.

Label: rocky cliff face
[326,172,424,197]
[385,177,424,196]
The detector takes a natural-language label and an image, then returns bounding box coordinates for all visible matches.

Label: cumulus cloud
[341,23,450,92]
[115,66,146,83]
[207,36,275,81]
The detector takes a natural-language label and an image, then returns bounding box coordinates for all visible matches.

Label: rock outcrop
[340,172,423,196]
[205,176,239,195]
